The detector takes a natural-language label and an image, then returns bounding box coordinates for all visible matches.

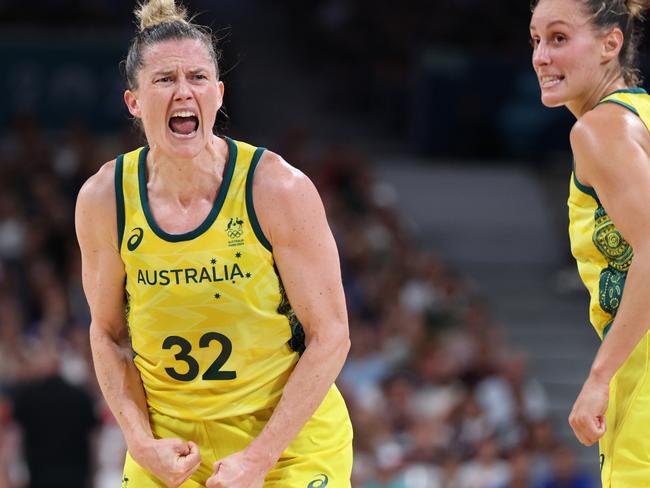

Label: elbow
[323,330,349,372]
[328,325,351,366]
[89,320,129,348]
[306,323,350,364]
[328,330,350,366]
[340,333,351,360]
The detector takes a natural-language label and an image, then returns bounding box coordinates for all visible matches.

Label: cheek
[141,97,166,126]
[201,90,222,125]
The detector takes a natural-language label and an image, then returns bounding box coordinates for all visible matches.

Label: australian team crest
[226,217,245,246]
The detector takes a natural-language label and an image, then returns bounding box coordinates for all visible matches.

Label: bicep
[576,131,650,250]
[75,179,127,341]
[263,177,347,338]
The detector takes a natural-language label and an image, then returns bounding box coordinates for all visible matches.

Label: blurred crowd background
[2,0,644,487]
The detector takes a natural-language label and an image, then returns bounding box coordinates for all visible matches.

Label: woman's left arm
[569,104,650,446]
[207,151,350,488]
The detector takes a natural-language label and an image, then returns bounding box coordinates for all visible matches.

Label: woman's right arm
[75,161,200,487]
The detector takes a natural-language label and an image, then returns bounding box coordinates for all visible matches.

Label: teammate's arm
[76,162,200,487]
[568,103,650,446]
[206,152,350,488]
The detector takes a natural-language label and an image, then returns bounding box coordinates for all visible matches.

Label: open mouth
[168,111,199,136]
[540,75,564,88]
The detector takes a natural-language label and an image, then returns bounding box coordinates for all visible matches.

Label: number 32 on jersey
[162,332,236,381]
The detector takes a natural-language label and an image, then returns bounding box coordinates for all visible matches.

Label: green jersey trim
[572,172,600,203]
[592,88,646,110]
[245,147,272,252]
[597,99,639,116]
[137,137,237,243]
[603,321,612,338]
[115,154,126,250]
[604,87,646,97]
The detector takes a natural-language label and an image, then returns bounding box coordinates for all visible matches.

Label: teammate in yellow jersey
[531,0,650,485]
[75,0,352,487]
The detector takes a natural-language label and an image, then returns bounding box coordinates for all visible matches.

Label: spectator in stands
[11,348,99,488]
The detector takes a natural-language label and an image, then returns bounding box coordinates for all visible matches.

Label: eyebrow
[530,19,572,30]
[152,68,176,76]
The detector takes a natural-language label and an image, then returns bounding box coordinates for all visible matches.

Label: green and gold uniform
[568,88,650,487]
[115,137,353,487]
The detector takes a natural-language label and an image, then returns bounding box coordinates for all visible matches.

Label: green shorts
[122,386,353,487]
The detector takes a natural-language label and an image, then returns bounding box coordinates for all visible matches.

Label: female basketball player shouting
[75,1,353,486]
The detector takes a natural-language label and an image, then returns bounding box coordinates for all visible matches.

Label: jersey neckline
[600,87,647,100]
[138,136,238,242]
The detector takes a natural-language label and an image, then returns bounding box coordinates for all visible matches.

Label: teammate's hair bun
[135,0,188,32]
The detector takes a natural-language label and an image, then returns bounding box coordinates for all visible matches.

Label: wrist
[126,431,156,459]
[589,363,613,385]
[245,441,279,472]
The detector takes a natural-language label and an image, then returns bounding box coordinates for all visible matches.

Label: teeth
[541,75,562,87]
[171,111,196,118]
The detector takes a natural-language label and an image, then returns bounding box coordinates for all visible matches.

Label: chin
[540,92,567,109]
[164,133,205,159]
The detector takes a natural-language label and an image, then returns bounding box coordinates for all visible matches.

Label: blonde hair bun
[135,0,188,31]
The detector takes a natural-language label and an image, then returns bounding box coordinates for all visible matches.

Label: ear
[602,27,624,62]
[124,89,141,118]
[216,81,225,110]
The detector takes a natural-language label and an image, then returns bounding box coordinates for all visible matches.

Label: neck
[146,136,229,204]
[568,72,628,119]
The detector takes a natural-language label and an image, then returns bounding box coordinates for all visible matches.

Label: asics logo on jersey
[307,474,329,487]
[127,227,144,251]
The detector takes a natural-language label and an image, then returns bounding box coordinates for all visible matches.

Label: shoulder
[252,150,320,210]
[253,150,313,194]
[77,159,118,209]
[570,103,649,184]
[75,159,119,245]
[251,150,326,245]
[571,103,647,152]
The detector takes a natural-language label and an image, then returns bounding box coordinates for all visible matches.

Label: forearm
[590,251,650,383]
[89,322,153,450]
[246,328,350,469]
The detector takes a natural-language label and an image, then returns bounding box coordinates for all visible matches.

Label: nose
[532,41,550,69]
[174,76,193,101]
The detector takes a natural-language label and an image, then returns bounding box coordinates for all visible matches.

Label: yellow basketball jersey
[568,88,650,338]
[115,137,304,420]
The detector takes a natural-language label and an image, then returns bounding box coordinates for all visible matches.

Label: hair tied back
[627,0,650,19]
[135,0,188,32]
